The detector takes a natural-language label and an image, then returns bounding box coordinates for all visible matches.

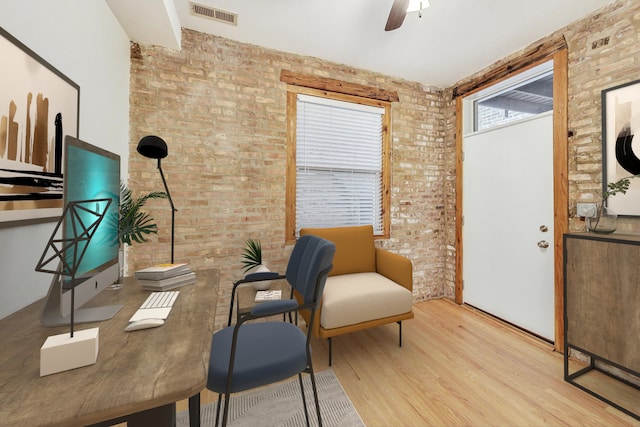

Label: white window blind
[296,94,384,236]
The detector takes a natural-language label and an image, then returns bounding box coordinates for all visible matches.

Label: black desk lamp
[137,135,177,263]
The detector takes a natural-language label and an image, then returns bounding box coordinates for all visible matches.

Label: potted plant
[241,239,272,290]
[586,175,637,233]
[119,182,167,246]
[117,182,167,280]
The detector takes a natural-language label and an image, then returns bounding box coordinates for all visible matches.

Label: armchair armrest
[375,248,413,291]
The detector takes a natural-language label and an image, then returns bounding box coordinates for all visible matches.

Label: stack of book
[255,289,282,302]
[135,263,197,291]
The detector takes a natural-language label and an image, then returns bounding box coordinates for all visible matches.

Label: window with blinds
[294,94,387,236]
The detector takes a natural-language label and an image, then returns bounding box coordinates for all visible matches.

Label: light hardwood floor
[185,299,640,426]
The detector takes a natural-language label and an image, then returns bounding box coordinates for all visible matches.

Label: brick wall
[128,29,446,328]
[129,0,639,326]
[564,0,640,233]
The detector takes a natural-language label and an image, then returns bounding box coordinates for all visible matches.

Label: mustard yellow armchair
[298,225,413,365]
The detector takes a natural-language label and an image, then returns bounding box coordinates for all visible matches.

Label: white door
[463,113,555,341]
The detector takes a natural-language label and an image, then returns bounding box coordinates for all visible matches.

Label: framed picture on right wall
[602,78,640,216]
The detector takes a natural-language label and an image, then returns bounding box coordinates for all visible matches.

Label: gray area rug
[177,369,364,427]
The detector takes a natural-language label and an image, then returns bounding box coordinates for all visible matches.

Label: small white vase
[245,264,272,290]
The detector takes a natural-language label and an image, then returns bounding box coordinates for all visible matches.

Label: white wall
[0,0,130,319]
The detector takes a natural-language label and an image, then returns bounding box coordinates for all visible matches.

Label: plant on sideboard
[587,175,638,234]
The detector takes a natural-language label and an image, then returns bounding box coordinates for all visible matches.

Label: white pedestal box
[40,327,99,376]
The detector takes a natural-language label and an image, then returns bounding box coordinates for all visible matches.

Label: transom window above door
[473,71,554,132]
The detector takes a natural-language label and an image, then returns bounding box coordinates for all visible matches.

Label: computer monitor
[41,136,122,327]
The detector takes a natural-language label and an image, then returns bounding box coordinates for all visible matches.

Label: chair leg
[398,321,403,347]
[298,373,311,427]
[308,364,323,427]
[188,392,200,427]
[214,394,223,427]
[328,337,332,366]
[222,391,232,427]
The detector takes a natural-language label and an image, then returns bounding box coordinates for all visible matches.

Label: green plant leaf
[118,181,167,246]
[603,176,632,200]
[241,239,262,273]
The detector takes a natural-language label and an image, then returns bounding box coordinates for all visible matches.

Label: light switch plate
[577,203,597,217]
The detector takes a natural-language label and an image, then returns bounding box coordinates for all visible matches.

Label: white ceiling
[108,0,617,88]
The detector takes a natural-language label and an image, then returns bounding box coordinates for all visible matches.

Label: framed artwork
[602,79,640,216]
[0,27,79,224]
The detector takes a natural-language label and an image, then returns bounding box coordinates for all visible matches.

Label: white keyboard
[129,291,179,322]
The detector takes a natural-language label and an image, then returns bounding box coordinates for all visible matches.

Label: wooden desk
[0,268,219,427]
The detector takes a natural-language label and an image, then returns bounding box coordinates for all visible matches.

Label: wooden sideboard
[563,233,640,420]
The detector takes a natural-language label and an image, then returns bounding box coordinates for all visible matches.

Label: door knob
[537,240,549,249]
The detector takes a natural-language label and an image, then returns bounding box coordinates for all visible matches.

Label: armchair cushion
[320,272,413,330]
[300,225,375,276]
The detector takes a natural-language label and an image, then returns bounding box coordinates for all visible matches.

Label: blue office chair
[207,234,336,427]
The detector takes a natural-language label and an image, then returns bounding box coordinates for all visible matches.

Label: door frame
[454,48,569,352]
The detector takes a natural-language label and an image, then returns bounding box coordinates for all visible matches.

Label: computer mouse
[124,318,165,332]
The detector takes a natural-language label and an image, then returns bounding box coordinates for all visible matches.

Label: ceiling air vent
[191,2,237,26]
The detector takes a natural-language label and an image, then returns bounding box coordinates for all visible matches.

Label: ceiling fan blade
[385,0,410,31]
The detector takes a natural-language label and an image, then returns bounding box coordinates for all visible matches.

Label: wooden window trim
[451,36,568,99]
[280,70,399,102]
[285,85,392,244]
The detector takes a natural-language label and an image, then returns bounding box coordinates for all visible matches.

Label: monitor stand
[41,273,122,328]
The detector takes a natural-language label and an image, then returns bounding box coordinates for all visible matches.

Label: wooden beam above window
[451,35,568,99]
[280,70,400,102]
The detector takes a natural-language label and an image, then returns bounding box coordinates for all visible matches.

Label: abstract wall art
[0,27,79,224]
[602,79,640,216]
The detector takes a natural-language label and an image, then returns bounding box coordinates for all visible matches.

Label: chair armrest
[250,299,298,317]
[232,272,285,296]
[228,273,286,326]
[375,248,413,291]
[243,272,285,282]
[292,289,323,338]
